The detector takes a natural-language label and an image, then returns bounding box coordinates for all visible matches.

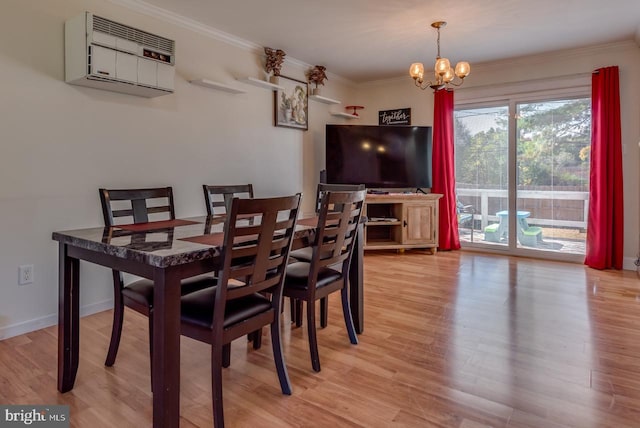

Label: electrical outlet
[18,264,34,285]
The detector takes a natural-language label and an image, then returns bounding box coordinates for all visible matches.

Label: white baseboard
[0,299,113,340]
[623,256,639,271]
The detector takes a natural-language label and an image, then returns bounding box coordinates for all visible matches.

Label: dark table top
[52,215,317,268]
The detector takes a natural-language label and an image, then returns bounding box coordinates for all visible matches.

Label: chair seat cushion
[289,247,313,262]
[284,262,342,290]
[180,287,272,330]
[122,274,217,308]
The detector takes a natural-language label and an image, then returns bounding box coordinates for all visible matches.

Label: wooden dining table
[51,214,364,428]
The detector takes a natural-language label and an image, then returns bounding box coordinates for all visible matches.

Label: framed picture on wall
[274,75,308,130]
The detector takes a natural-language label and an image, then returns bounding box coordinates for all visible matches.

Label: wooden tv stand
[363,193,442,253]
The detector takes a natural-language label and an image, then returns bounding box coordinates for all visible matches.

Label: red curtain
[585,66,624,269]
[432,89,460,250]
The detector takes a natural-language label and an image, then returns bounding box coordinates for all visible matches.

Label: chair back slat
[203,184,254,216]
[230,254,285,280]
[99,187,175,226]
[316,252,350,270]
[213,194,301,310]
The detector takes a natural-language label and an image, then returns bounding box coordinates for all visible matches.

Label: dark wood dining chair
[203,184,254,216]
[180,194,301,428]
[99,187,216,387]
[289,183,365,327]
[283,189,366,372]
[203,183,262,354]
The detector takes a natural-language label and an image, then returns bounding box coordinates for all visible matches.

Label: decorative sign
[378,108,411,125]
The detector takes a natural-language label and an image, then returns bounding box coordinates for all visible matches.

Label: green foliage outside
[454,98,591,190]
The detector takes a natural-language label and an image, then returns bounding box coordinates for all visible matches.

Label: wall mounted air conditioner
[65,12,175,98]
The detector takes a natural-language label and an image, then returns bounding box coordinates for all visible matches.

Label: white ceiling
[139,0,640,82]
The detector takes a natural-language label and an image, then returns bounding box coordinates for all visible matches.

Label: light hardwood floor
[2,251,640,427]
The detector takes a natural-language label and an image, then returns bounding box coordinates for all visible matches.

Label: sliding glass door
[515,99,590,254]
[454,105,509,246]
[455,96,590,258]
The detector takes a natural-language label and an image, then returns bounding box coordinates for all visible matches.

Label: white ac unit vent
[65,12,176,98]
[91,15,175,57]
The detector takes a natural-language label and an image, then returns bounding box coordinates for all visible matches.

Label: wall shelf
[331,112,360,119]
[309,94,341,105]
[190,78,246,94]
[237,77,283,91]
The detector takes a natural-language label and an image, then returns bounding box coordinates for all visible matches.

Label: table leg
[58,242,79,393]
[349,222,364,334]
[152,268,182,428]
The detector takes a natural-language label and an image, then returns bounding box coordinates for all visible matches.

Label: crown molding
[106,0,258,50]
[106,0,354,86]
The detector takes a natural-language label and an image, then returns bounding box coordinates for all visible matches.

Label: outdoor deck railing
[457,188,589,231]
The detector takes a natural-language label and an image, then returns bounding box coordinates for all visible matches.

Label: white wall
[0,0,355,338]
[353,76,435,126]
[351,41,640,269]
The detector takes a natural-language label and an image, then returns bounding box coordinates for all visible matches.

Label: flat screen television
[325,125,433,189]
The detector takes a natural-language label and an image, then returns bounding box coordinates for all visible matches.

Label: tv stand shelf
[367,220,402,226]
[364,193,442,253]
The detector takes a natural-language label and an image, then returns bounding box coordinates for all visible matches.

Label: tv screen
[325,125,433,189]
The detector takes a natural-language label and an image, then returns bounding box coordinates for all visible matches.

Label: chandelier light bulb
[435,57,450,76]
[455,61,470,78]
[410,62,425,80]
[443,68,455,83]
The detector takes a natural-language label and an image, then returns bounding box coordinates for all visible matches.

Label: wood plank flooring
[2,251,640,427]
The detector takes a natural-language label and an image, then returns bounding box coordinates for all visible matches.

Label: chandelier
[409,21,470,91]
